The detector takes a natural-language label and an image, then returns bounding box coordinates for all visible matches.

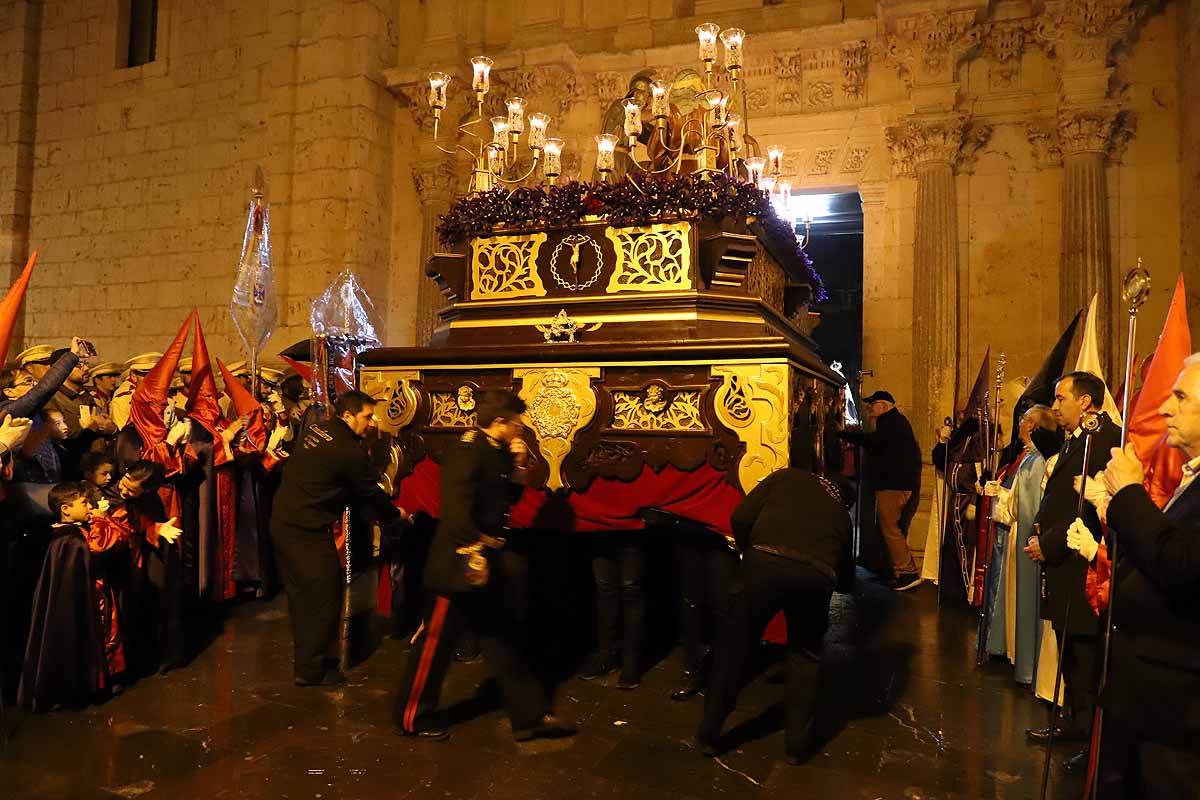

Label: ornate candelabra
[422,24,792,203]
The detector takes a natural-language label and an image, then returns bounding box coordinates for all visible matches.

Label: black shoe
[1026,724,1086,744]
[579,653,617,681]
[513,715,577,742]
[1062,749,1090,774]
[670,671,705,701]
[616,671,641,690]
[400,727,450,742]
[891,572,923,591]
[694,734,720,757]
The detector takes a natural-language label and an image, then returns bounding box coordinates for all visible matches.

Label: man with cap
[89,363,123,417]
[111,353,161,430]
[838,390,923,590]
[46,346,116,474]
[219,361,251,420]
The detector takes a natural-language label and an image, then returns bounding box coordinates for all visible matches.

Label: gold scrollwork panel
[360,369,422,435]
[711,363,791,492]
[610,389,705,431]
[515,367,600,492]
[605,222,692,293]
[428,387,479,428]
[470,232,548,300]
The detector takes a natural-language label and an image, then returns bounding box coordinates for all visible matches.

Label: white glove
[268,425,288,452]
[983,480,1002,497]
[0,416,33,450]
[166,420,190,446]
[1066,517,1099,562]
[156,516,182,545]
[95,498,111,516]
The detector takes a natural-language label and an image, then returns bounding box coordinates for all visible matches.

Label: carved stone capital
[875,11,980,87]
[1058,105,1136,160]
[885,114,992,177]
[979,19,1033,88]
[1035,0,1138,67]
[1026,117,1064,168]
[507,64,584,117]
[773,40,870,111]
[412,159,459,202]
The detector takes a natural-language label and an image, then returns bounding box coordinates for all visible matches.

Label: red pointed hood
[217,357,267,450]
[281,355,313,384]
[131,310,196,446]
[0,251,37,362]
[186,315,224,438]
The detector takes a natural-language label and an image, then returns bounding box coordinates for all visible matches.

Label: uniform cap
[177,357,193,374]
[16,344,54,366]
[225,360,249,378]
[258,367,284,387]
[124,352,163,373]
[89,361,122,379]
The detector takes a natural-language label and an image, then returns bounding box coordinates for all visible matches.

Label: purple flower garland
[436,174,823,300]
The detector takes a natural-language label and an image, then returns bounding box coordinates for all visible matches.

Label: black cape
[19,524,104,710]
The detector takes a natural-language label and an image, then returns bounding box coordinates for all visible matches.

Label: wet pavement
[2,573,1085,800]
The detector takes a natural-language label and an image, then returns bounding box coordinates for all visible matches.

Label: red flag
[281,355,313,384]
[131,310,196,447]
[186,316,225,440]
[0,251,37,362]
[1128,275,1192,507]
[217,357,267,451]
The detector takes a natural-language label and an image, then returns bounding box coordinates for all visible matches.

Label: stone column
[1058,107,1122,373]
[886,115,988,447]
[412,160,459,345]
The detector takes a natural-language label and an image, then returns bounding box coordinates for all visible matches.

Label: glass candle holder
[471,56,493,96]
[745,156,765,183]
[726,112,742,143]
[506,96,526,134]
[491,116,510,150]
[527,113,549,150]
[486,144,503,173]
[623,99,642,138]
[759,175,776,193]
[595,134,618,173]
[543,138,563,178]
[720,29,745,71]
[651,80,671,118]
[427,72,450,110]
[695,23,720,64]
[767,145,785,176]
[708,92,729,128]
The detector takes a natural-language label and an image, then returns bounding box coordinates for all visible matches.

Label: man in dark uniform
[1071,355,1200,798]
[1025,371,1120,774]
[394,390,574,742]
[697,464,855,763]
[270,390,405,686]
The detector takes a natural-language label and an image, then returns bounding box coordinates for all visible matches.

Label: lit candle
[527,112,549,150]
[745,156,765,184]
[506,96,526,134]
[623,98,642,140]
[651,80,671,118]
[486,144,502,173]
[759,175,776,193]
[707,91,729,128]
[543,138,563,179]
[726,112,742,144]
[767,145,784,176]
[470,56,493,96]
[491,116,510,150]
[427,72,450,110]
[595,133,618,174]
[720,28,745,72]
[695,23,720,65]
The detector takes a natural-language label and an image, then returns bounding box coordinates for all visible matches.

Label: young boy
[81,451,118,505]
[19,483,113,709]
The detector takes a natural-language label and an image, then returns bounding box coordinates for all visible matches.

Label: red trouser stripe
[403,596,450,733]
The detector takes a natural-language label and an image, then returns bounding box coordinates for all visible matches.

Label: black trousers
[1060,631,1099,734]
[677,536,739,672]
[270,523,341,682]
[394,549,546,733]
[700,550,833,755]
[137,539,185,673]
[1096,716,1200,800]
[591,535,646,676]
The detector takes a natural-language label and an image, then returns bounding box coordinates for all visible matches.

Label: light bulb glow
[720,28,745,70]
[623,99,642,138]
[696,23,721,63]
[767,145,785,176]
[491,116,510,150]
[427,72,450,110]
[506,97,526,134]
[595,133,619,172]
[543,138,563,177]
[470,56,493,94]
[527,112,549,149]
[650,80,671,118]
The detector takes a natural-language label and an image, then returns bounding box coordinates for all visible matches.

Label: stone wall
[1182,0,1200,335]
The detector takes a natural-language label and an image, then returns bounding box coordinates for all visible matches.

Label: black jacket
[271,417,399,534]
[730,468,854,592]
[424,429,525,595]
[1033,414,1121,635]
[838,408,921,491]
[1104,478,1200,742]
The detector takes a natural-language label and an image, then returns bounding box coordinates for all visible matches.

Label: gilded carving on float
[428,385,478,427]
[470,232,548,300]
[516,367,600,491]
[711,363,790,492]
[611,387,705,431]
[360,369,421,434]
[550,234,604,291]
[605,222,692,293]
[584,440,638,467]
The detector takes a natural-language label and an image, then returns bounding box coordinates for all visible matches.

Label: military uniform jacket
[1104,479,1200,742]
[424,429,524,595]
[1034,413,1121,635]
[271,417,399,534]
